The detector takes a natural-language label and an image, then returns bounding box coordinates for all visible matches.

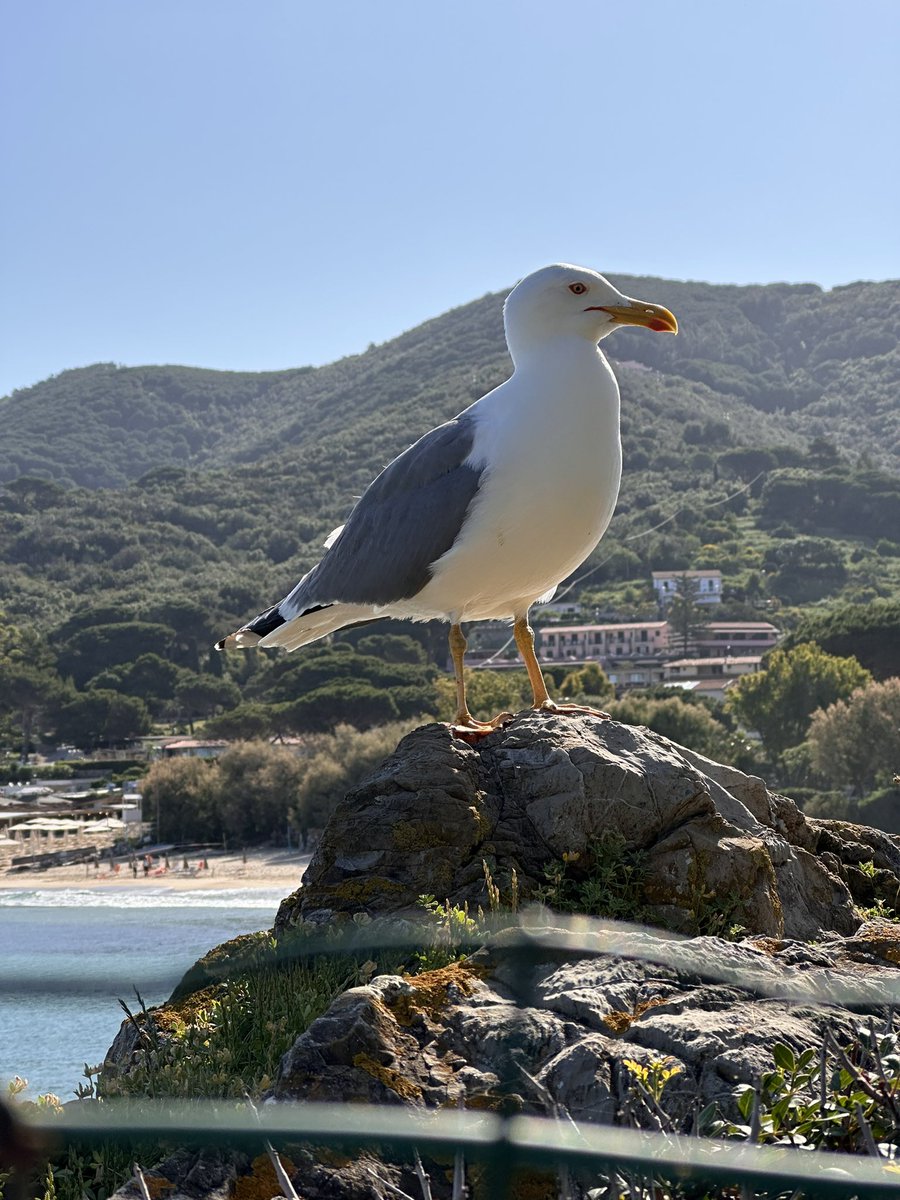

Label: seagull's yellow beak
[590,300,678,334]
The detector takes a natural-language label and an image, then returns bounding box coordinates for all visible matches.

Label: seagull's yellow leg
[514,615,610,720]
[448,623,513,739]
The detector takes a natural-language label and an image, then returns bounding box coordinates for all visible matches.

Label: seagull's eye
[568,282,588,295]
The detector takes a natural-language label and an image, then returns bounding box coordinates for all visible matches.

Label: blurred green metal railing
[5,913,900,1198]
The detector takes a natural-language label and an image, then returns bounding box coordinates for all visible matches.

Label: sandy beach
[0,848,312,892]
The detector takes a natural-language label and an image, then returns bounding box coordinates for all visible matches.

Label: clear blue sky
[2,0,898,398]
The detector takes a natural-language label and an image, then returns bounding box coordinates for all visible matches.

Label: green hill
[0,274,898,643]
[3,275,898,491]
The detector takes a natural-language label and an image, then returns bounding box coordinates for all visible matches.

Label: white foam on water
[0,886,286,909]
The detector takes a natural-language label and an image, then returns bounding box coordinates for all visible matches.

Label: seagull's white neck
[507,332,611,386]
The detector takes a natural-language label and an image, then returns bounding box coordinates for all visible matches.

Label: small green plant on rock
[100,927,413,1102]
[856,896,899,921]
[688,884,747,940]
[536,831,651,922]
[713,1024,900,1152]
[622,1055,684,1105]
[414,894,482,970]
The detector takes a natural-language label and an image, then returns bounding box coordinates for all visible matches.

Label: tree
[608,693,741,763]
[0,619,66,756]
[55,689,152,751]
[779,600,900,681]
[764,537,847,605]
[559,663,614,705]
[174,673,241,732]
[205,702,287,741]
[55,622,179,688]
[141,757,218,843]
[355,633,428,665]
[667,574,709,656]
[285,681,400,732]
[215,741,308,844]
[141,598,217,671]
[726,642,872,758]
[288,721,413,829]
[807,678,900,794]
[88,653,182,710]
[717,448,778,486]
[433,668,548,723]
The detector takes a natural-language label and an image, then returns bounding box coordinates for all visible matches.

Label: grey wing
[281,413,483,618]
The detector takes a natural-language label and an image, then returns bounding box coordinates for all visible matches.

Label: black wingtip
[247,605,288,639]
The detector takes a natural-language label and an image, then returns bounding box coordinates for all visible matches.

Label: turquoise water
[0,887,285,1099]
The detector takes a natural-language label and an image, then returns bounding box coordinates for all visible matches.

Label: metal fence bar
[3,913,898,1008]
[16,1102,900,1198]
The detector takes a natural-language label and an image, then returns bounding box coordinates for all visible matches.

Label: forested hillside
[2,276,898,490]
[1,273,898,778]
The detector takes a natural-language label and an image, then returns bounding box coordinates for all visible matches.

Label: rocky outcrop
[107,714,900,1200]
[109,920,900,1200]
[268,925,899,1120]
[276,715,896,940]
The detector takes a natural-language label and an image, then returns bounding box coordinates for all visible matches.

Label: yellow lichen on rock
[322,876,407,905]
[233,1154,296,1200]
[391,961,484,1026]
[392,819,462,851]
[140,1176,175,1198]
[352,1051,423,1100]
[602,995,668,1033]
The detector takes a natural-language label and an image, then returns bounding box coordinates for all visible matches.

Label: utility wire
[471,470,765,669]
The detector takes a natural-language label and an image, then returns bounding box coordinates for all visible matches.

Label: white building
[652,570,722,607]
[662,655,762,681]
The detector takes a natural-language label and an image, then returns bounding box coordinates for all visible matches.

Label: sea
[0,886,286,1099]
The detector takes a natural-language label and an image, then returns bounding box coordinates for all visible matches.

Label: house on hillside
[691,621,780,657]
[662,655,762,682]
[160,739,229,759]
[604,658,669,689]
[158,736,310,760]
[532,599,582,619]
[663,677,735,704]
[539,622,669,663]
[652,569,722,607]
[659,654,764,704]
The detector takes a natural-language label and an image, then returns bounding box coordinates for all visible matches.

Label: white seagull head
[504,263,677,359]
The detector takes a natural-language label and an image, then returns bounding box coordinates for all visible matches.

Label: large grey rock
[106,716,900,1200]
[266,926,897,1113]
[275,715,879,940]
[251,923,899,1197]
[108,918,900,1200]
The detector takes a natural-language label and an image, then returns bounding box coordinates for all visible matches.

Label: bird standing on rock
[217,264,677,734]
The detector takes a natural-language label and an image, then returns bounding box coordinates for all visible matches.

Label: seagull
[217,264,677,733]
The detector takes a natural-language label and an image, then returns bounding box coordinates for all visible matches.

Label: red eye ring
[568,282,588,295]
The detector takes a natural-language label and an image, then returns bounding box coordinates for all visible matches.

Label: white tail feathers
[216,629,262,650]
[257,603,374,652]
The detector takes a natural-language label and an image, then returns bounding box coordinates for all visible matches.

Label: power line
[472,470,766,669]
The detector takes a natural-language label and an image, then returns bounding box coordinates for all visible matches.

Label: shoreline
[0,849,311,893]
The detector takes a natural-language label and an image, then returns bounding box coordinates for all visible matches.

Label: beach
[0,847,311,893]
[1,850,308,1097]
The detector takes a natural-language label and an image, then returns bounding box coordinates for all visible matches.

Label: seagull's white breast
[406,340,622,622]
